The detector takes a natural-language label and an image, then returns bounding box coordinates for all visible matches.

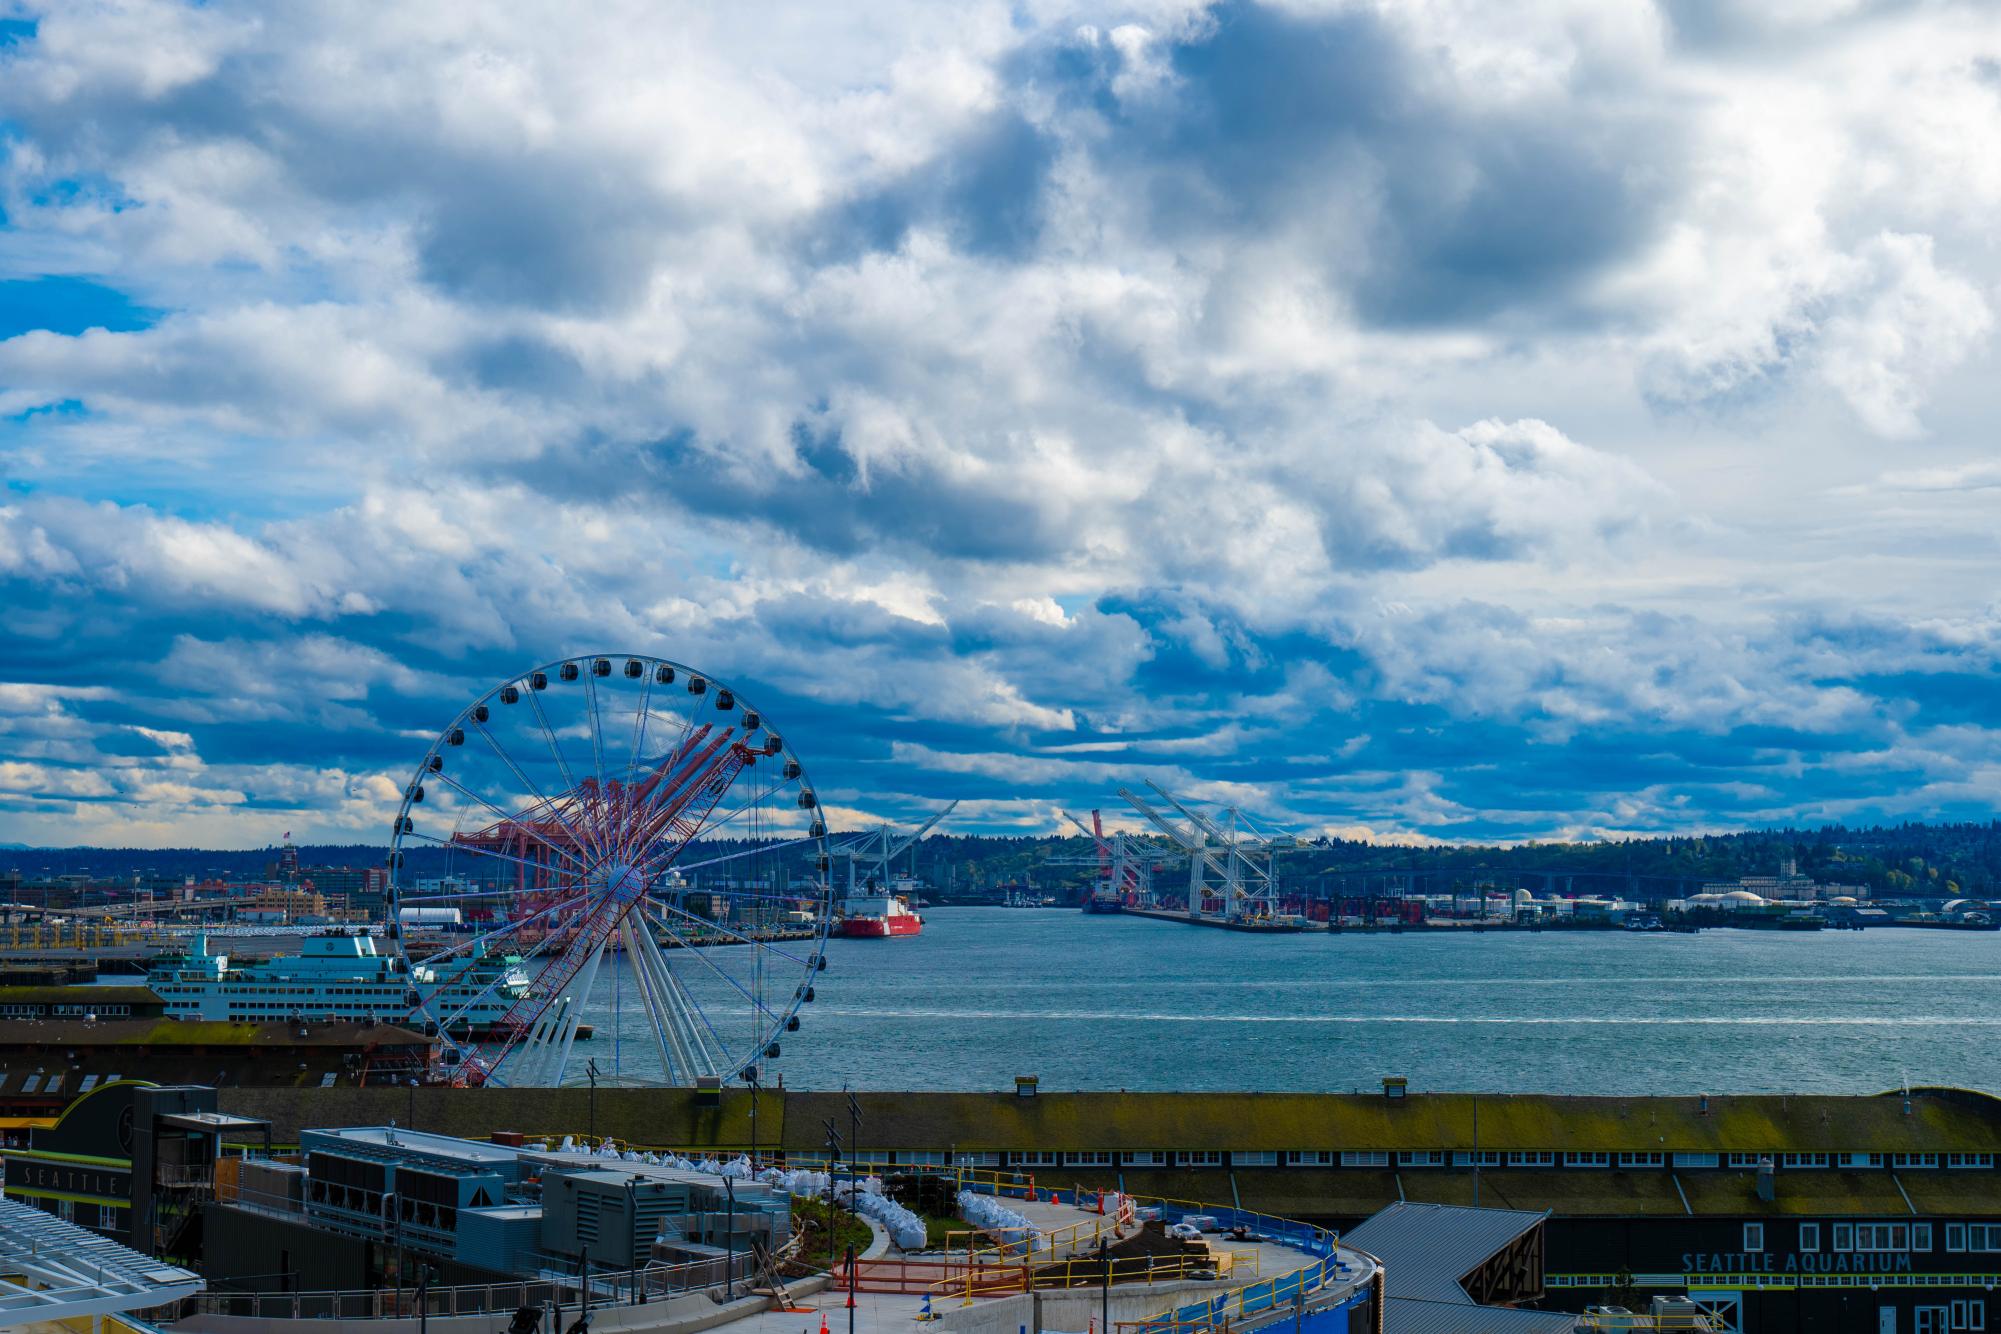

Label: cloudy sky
[2,0,2000,848]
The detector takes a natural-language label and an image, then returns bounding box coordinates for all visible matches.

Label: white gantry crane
[1117,780,1280,921]
[831,800,960,897]
[1060,809,1157,908]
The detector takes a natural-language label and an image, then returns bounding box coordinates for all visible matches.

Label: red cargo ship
[837,888,923,938]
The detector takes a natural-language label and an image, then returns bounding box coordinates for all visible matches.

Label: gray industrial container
[237,1159,306,1213]
[457,1204,546,1277]
[541,1169,697,1268]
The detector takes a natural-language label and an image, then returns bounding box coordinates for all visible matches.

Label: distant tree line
[5,821,2000,902]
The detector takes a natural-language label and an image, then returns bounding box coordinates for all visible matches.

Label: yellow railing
[946,1212,1125,1267]
[949,1251,1246,1304]
[1,920,142,949]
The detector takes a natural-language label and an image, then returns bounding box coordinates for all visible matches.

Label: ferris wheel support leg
[513,938,610,1087]
[620,919,692,1085]
[631,918,719,1080]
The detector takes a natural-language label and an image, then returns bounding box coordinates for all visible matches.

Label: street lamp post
[723,1175,737,1300]
[587,1059,600,1140]
[1098,1237,1110,1334]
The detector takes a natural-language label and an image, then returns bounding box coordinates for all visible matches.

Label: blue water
[752,908,2001,1094]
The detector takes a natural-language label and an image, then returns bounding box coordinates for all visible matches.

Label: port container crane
[831,800,960,896]
[1117,780,1279,921]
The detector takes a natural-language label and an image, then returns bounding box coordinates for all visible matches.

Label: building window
[1176,1151,1223,1168]
[1015,1152,1059,1168]
[1339,1151,1390,1168]
[1673,1152,1719,1169]
[1952,1299,1986,1331]
[1506,1152,1555,1168]
[1949,1154,1994,1170]
[1617,1153,1665,1169]
[1066,1152,1114,1167]
[1852,1223,1911,1252]
[1894,1153,1941,1169]
[1800,1222,1820,1253]
[1125,1151,1166,1167]
[1453,1151,1502,1167]
[1726,1153,1763,1169]
[1743,1223,1764,1252]
[1400,1151,1444,1168]
[1565,1152,1611,1168]
[1914,1223,1934,1251]
[1832,1223,1853,1251]
[1285,1151,1334,1167]
[1229,1151,1276,1167]
[1781,1153,1830,1170]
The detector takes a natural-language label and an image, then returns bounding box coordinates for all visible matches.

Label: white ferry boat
[145,931,531,1037]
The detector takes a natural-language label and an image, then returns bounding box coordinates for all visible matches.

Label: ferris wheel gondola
[385,654,831,1087]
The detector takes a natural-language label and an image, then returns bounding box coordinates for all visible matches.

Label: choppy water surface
[596,908,2001,1094]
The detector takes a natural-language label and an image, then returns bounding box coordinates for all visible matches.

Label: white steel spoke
[526,684,606,853]
[421,920,573,1035]
[647,904,787,1022]
[471,719,604,868]
[400,808,588,880]
[647,896,817,970]
[409,888,591,969]
[399,829,591,889]
[667,837,815,874]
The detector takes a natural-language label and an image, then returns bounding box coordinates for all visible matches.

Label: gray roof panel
[1344,1200,1550,1304]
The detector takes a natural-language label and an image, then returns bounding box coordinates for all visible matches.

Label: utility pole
[846,1243,857,1334]
[847,1088,864,1202]
[823,1119,844,1275]
[1097,1237,1110,1334]
[587,1059,599,1140]
[723,1174,737,1300]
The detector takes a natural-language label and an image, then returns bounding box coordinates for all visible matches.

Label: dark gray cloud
[0,0,1998,844]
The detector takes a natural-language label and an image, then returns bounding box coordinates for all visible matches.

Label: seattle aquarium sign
[1683,1251,1915,1275]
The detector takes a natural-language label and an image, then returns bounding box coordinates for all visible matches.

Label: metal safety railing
[472,1138,1360,1331]
[945,1208,1130,1267]
[961,1251,1258,1302]
[190,1251,760,1322]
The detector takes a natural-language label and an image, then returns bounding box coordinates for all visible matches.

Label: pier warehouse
[209,1081,2001,1333]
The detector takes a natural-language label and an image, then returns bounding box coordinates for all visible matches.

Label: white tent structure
[0,1197,202,1329]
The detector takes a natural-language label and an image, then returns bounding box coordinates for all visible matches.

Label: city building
[199,1082,2001,1333]
[304,864,389,916]
[200,1123,790,1295]
[0,1080,270,1252]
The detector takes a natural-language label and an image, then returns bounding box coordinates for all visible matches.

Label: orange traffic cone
[820,1315,830,1334]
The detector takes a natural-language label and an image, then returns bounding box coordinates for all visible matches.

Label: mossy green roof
[779,1090,2001,1155]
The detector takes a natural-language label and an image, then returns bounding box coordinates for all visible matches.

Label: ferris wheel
[384,653,832,1088]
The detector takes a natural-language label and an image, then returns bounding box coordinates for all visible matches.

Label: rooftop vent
[1382,1076,1408,1100]
[1015,1075,1039,1098]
